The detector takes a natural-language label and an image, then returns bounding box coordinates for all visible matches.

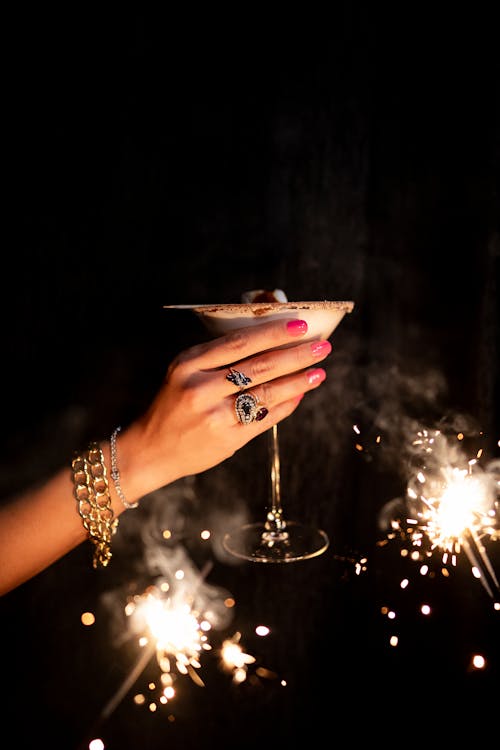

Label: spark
[220,631,256,683]
[81,611,95,626]
[471,654,486,670]
[255,625,270,636]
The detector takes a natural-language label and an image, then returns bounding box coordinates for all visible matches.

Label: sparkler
[349,421,500,679]
[98,557,263,725]
[100,569,214,720]
[391,428,500,601]
[128,582,213,697]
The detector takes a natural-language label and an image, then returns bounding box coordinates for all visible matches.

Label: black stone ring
[234,392,269,425]
[226,368,252,390]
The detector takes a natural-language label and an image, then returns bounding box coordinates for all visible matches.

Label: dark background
[1,8,499,749]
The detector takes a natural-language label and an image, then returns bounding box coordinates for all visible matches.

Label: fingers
[172,319,332,396]
[177,317,310,372]
[165,317,333,437]
[222,339,332,396]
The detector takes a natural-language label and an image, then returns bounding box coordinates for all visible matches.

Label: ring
[226,368,252,390]
[235,392,269,425]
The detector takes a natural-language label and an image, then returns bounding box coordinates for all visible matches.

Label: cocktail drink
[166,295,354,562]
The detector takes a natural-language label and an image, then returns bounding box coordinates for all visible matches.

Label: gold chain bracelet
[71,442,119,568]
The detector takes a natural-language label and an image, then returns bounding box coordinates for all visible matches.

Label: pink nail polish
[310,340,332,357]
[287,319,308,336]
[307,368,326,385]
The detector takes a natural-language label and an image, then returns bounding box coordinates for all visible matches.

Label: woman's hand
[118,317,332,502]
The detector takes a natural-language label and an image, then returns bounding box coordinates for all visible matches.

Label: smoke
[303,329,497,541]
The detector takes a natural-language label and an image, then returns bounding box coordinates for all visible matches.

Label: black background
[1,8,499,749]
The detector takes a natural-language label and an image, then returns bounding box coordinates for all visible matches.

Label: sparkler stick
[100,641,157,721]
[461,527,500,600]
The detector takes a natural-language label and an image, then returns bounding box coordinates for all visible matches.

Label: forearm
[0,421,179,597]
[0,441,129,596]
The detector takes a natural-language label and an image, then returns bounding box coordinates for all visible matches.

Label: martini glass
[165,299,354,562]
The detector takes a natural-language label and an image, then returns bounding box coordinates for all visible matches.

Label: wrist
[109,427,139,510]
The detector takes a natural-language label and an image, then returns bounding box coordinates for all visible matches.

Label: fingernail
[310,340,332,357]
[287,319,308,336]
[307,368,326,385]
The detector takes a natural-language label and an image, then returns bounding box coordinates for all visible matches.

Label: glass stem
[265,424,287,534]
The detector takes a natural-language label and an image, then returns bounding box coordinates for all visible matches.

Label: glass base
[222,521,329,563]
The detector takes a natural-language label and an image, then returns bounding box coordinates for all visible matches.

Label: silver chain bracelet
[110,426,138,509]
